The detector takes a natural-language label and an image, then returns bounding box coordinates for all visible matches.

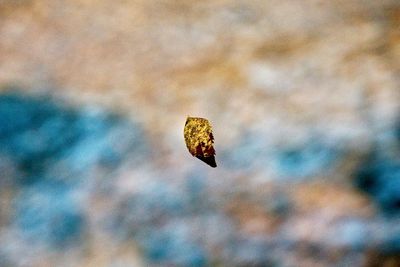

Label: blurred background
[0,0,399,266]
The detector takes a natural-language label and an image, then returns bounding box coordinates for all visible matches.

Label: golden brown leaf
[184,116,217,167]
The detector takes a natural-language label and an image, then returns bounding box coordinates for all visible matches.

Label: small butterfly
[184,116,217,167]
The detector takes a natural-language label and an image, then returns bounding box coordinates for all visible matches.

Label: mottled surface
[0,0,400,266]
[184,117,216,167]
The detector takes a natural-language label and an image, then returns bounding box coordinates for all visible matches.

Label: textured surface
[184,117,216,167]
[0,0,400,266]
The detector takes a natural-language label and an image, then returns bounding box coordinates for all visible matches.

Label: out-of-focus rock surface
[0,0,399,266]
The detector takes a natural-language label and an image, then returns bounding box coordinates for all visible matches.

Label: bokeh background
[0,0,399,266]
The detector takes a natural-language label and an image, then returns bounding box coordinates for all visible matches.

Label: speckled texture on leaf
[184,117,216,167]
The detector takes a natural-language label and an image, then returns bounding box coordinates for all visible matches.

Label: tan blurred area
[1,0,398,130]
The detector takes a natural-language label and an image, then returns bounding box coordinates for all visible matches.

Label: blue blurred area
[112,181,191,238]
[137,222,208,266]
[220,131,266,170]
[0,90,149,251]
[224,237,272,267]
[396,118,400,143]
[221,131,338,180]
[274,140,338,179]
[13,180,85,248]
[1,90,400,266]
[0,90,148,186]
[354,154,400,215]
[0,92,80,185]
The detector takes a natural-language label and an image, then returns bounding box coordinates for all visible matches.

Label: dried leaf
[184,116,217,167]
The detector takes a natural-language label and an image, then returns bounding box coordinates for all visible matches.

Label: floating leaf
[184,117,216,168]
